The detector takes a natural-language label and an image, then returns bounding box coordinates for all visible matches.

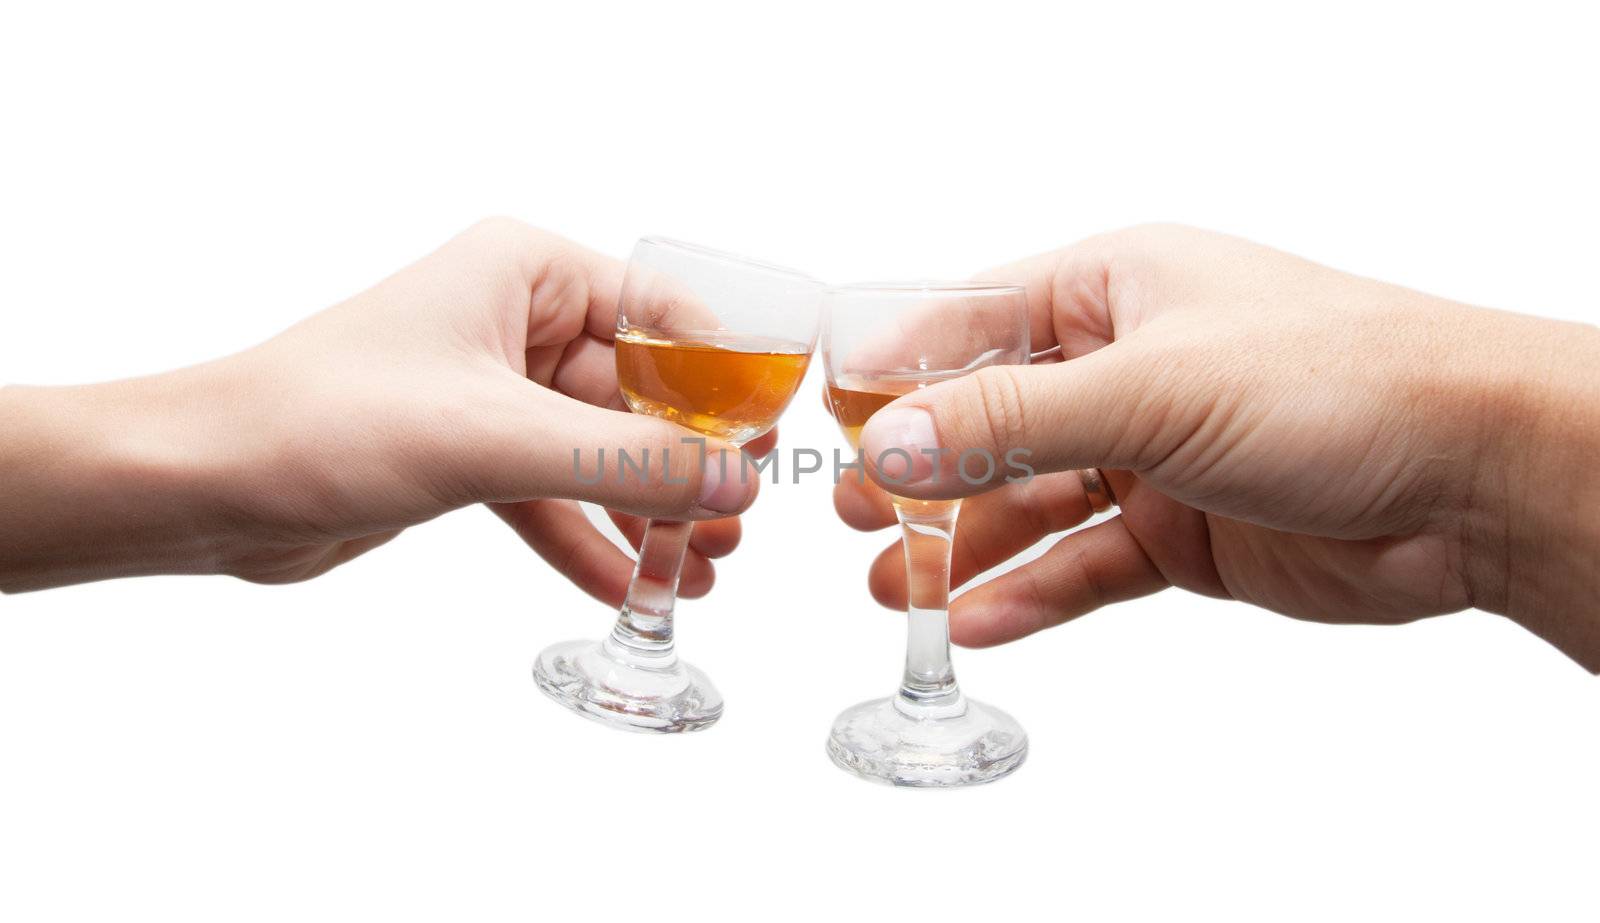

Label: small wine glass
[822,281,1030,785]
[533,237,821,733]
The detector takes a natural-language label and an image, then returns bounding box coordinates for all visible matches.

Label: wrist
[0,364,245,590]
[1462,315,1600,669]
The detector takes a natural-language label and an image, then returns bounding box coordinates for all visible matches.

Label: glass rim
[636,235,820,283]
[823,280,1026,297]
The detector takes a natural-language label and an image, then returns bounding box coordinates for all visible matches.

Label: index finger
[445,218,631,347]
[974,235,1121,361]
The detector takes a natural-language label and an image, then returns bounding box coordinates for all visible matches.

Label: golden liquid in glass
[616,329,812,444]
[825,382,903,450]
[826,372,972,448]
[826,374,959,519]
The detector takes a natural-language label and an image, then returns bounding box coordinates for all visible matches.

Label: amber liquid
[616,329,812,444]
[826,381,903,450]
[826,373,972,449]
[826,374,962,520]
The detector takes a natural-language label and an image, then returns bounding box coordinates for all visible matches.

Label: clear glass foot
[533,638,723,733]
[826,695,1027,787]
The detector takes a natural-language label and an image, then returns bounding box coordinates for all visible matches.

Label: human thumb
[857,341,1167,500]
[459,383,758,519]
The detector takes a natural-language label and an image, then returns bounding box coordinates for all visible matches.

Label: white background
[3,2,1597,920]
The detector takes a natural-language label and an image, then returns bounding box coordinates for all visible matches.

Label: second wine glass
[822,282,1031,785]
[533,237,821,733]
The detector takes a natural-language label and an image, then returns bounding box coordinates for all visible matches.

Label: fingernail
[861,407,938,485]
[697,448,748,513]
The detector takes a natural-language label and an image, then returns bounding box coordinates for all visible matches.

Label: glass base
[826,695,1027,787]
[532,638,723,733]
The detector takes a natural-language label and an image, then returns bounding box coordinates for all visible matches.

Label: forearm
[0,367,240,591]
[1465,313,1600,670]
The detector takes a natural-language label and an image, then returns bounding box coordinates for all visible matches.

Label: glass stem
[892,498,966,719]
[604,517,693,667]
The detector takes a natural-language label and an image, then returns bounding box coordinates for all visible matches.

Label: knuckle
[1092,222,1204,283]
[464,216,553,263]
[1111,221,1195,246]
[970,365,1029,451]
[1067,541,1105,608]
[468,215,532,240]
[1095,225,1170,285]
[1017,474,1070,536]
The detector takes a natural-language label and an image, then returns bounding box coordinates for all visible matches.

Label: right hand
[835,225,1600,668]
[0,219,764,598]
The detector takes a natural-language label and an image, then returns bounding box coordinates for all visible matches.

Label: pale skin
[0,219,770,599]
[6,222,1597,673]
[837,225,1600,671]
